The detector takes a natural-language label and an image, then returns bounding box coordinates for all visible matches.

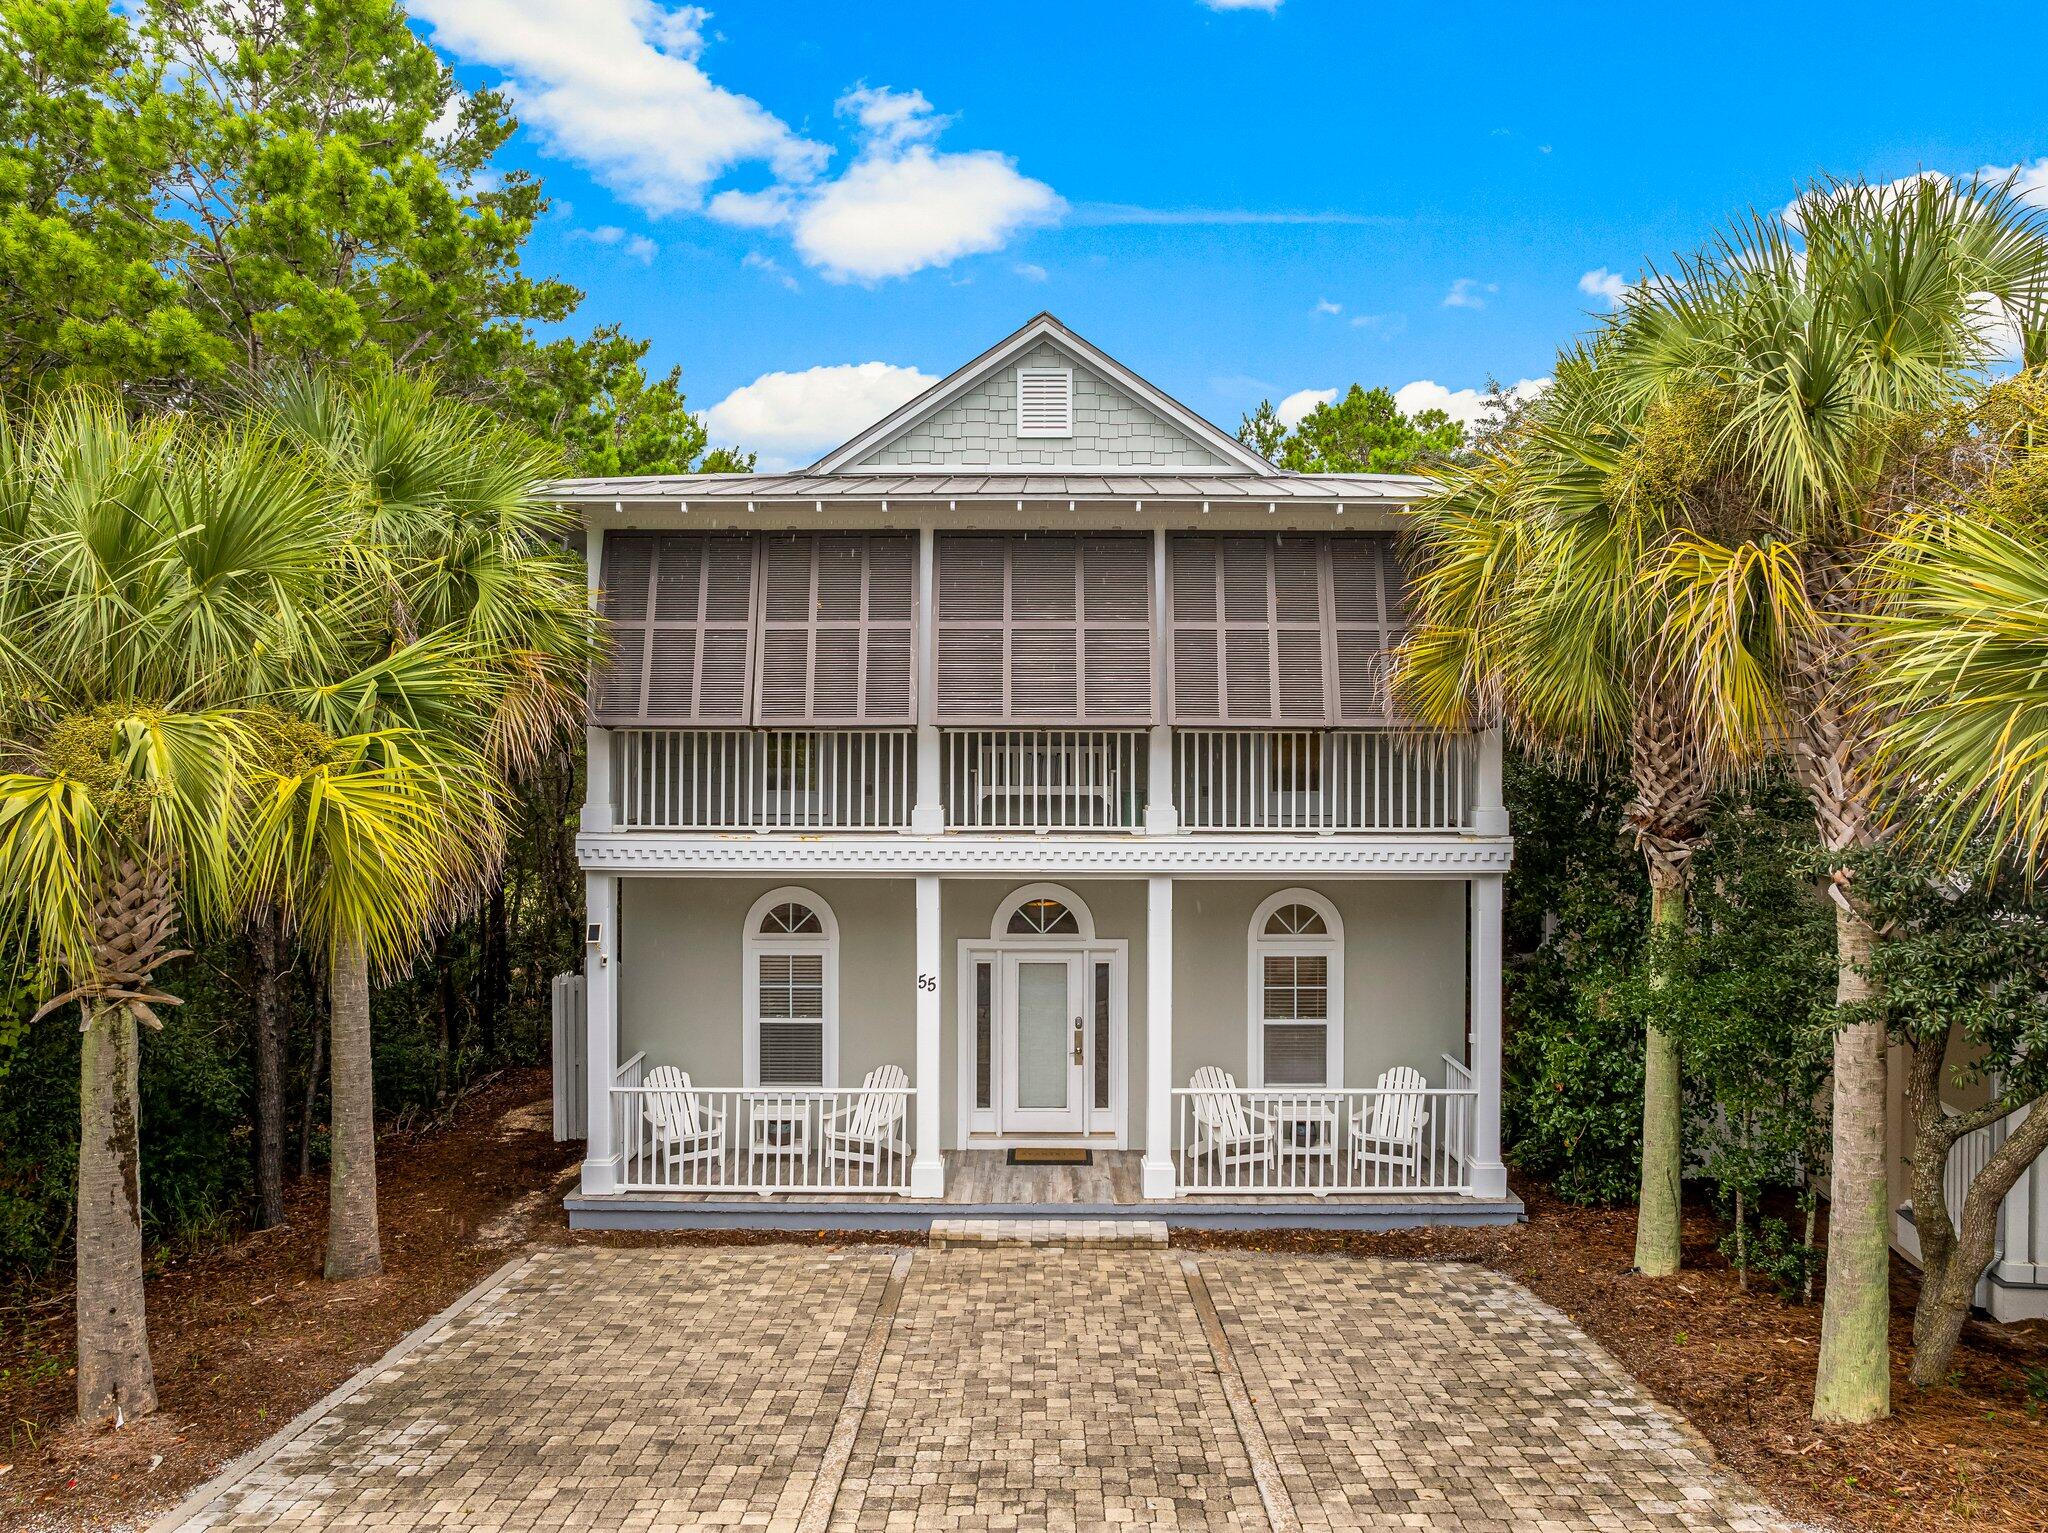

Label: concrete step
[929,1216,1168,1249]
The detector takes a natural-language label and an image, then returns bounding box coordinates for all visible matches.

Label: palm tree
[245,711,501,1279]
[254,371,593,1278]
[1616,176,2048,1423]
[0,393,337,1422]
[1404,344,1717,1278]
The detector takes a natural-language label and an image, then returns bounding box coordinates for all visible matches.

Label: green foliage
[0,0,748,473]
[1846,847,2048,1111]
[1656,776,1836,1285]
[1719,1215,1820,1303]
[1237,384,1464,474]
[1499,754,1649,1204]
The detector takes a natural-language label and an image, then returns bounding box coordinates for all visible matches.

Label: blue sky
[413,0,2048,469]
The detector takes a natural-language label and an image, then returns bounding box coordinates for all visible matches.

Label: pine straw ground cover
[0,1069,2041,1531]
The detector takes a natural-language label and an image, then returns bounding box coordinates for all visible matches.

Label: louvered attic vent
[1015,366,1074,437]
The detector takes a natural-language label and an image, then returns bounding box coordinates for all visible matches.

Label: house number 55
[916,972,938,992]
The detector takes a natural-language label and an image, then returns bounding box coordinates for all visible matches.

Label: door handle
[1073,1016,1085,1065]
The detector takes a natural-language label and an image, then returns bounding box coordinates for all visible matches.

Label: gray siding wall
[615,875,1467,1147]
[857,342,1231,469]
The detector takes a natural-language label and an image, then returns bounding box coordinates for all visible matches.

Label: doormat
[1007,1147,1093,1166]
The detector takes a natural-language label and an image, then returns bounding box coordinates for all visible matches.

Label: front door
[1000,951,1088,1133]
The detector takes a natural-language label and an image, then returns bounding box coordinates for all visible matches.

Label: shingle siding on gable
[857,342,1231,469]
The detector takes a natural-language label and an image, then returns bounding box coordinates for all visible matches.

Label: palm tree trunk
[324,936,380,1280]
[1813,902,1892,1423]
[251,905,288,1229]
[76,1000,157,1424]
[1635,865,1687,1276]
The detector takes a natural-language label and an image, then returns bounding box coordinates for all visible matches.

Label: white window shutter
[1015,366,1074,438]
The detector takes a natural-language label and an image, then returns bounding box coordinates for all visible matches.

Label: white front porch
[566,862,1512,1216]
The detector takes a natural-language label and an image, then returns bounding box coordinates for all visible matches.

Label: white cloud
[413,4,1057,282]
[727,85,1060,282]
[570,224,659,263]
[1313,297,1342,315]
[1394,378,1550,431]
[1276,388,1336,428]
[1013,262,1048,282]
[409,0,826,216]
[1984,156,2048,208]
[1200,0,1283,9]
[1578,267,1629,308]
[743,251,798,291]
[704,362,939,471]
[1443,278,1498,310]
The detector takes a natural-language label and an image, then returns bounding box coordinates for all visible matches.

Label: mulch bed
[3,1072,2044,1530]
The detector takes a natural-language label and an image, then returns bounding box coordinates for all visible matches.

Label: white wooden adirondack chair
[643,1066,726,1180]
[1187,1066,1275,1181]
[822,1065,911,1181]
[1348,1065,1430,1187]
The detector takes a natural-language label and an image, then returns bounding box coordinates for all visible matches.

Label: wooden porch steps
[928,1216,1167,1249]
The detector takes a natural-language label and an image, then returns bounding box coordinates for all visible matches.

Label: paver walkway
[158,1245,1798,1533]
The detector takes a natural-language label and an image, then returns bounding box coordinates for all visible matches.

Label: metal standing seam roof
[541,471,1434,503]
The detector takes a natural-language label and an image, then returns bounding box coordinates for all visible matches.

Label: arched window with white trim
[744,888,838,1087]
[1248,890,1344,1088]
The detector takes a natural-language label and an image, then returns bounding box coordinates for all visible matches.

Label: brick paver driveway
[161,1245,1796,1532]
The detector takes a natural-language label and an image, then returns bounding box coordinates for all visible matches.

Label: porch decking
[565,1149,1526,1231]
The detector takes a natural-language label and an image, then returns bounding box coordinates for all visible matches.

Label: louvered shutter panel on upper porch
[935,535,1153,724]
[754,533,916,724]
[1329,535,1412,725]
[592,533,755,725]
[1168,534,1331,724]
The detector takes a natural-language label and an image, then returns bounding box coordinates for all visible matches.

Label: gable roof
[807,312,1277,476]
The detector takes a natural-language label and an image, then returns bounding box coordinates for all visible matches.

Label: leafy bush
[1500,755,1650,1204]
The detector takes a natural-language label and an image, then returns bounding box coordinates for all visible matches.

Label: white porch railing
[1174,730,1476,832]
[611,1084,917,1194]
[613,728,916,831]
[1172,1086,1478,1194]
[942,729,1147,831]
[1441,1054,1476,1169]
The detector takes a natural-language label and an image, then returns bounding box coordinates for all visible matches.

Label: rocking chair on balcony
[643,1066,727,1181]
[1187,1066,1276,1181]
[1348,1066,1430,1187]
[822,1064,911,1181]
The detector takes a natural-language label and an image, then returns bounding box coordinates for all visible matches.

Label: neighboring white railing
[1172,1086,1478,1194]
[611,1084,916,1194]
[613,729,915,830]
[1174,730,1476,832]
[942,729,1147,831]
[615,1051,646,1090]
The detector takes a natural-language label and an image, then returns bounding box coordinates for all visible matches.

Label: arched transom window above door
[744,888,838,1088]
[991,884,1097,941]
[1248,890,1344,1089]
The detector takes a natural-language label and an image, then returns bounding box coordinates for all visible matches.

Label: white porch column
[1470,724,1509,837]
[911,873,946,1196]
[580,872,620,1194]
[1143,874,1177,1199]
[1467,872,1509,1198]
[1144,526,1179,835]
[911,526,944,833]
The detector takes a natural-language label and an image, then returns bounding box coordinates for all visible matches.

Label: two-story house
[556,314,1519,1230]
